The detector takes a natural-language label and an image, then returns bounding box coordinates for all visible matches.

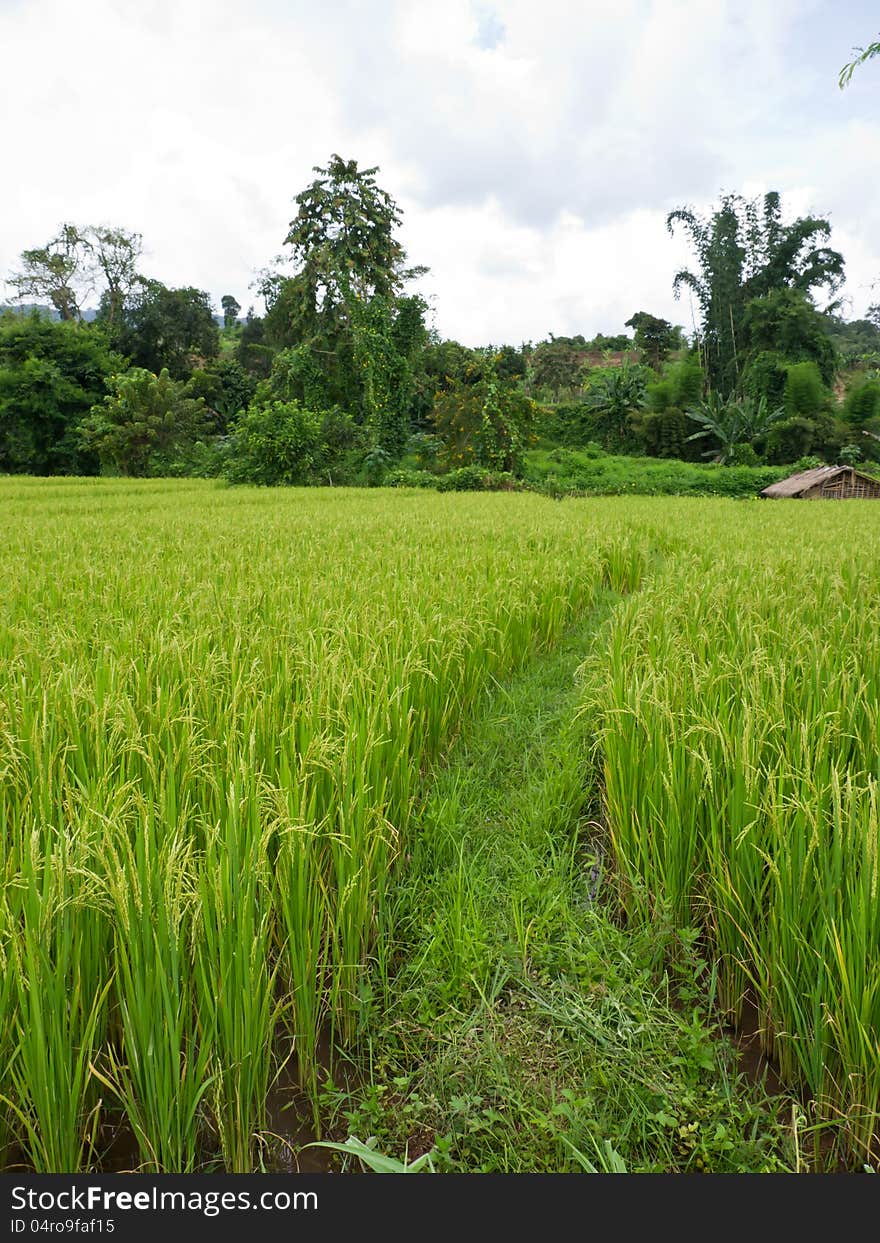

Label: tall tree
[7,224,89,321]
[667,191,844,395]
[88,226,143,329]
[221,295,241,330]
[263,154,426,347]
[259,155,428,457]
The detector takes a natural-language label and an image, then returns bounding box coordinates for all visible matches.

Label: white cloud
[2,0,879,342]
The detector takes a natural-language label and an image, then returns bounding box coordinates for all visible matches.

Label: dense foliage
[0,313,120,474]
[3,172,878,487]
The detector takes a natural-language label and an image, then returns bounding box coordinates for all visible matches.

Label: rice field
[1,478,879,1170]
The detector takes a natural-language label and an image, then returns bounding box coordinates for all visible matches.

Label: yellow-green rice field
[1,479,879,1170]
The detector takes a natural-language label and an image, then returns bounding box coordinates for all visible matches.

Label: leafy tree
[584,363,649,450]
[528,337,585,401]
[225,400,324,485]
[7,225,88,321]
[0,312,120,473]
[184,359,257,433]
[765,417,818,464]
[113,280,219,378]
[432,362,536,474]
[350,292,427,456]
[584,332,633,352]
[640,356,704,458]
[79,367,212,476]
[9,224,143,327]
[686,393,784,463]
[263,154,425,348]
[235,308,274,378]
[492,343,527,383]
[667,191,844,395]
[625,311,678,369]
[221,295,241,330]
[88,227,143,329]
[259,156,428,451]
[742,288,836,385]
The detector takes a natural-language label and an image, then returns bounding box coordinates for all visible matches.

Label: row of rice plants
[590,500,880,1162]
[0,480,632,1171]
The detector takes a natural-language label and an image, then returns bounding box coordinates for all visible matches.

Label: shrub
[765,416,817,465]
[79,368,212,477]
[435,466,518,492]
[225,400,325,486]
[783,361,826,420]
[385,467,437,488]
[843,379,880,426]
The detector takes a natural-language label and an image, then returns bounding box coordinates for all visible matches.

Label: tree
[185,359,257,434]
[625,312,678,370]
[0,312,120,474]
[686,393,784,463]
[221,295,241,330]
[224,398,362,486]
[843,379,880,427]
[8,223,143,327]
[431,360,536,475]
[528,337,585,402]
[350,292,428,456]
[263,154,423,347]
[584,363,649,450]
[88,226,143,329]
[258,156,428,450]
[113,280,219,378]
[742,288,837,386]
[235,308,274,378]
[79,367,212,476]
[667,191,844,395]
[7,224,89,321]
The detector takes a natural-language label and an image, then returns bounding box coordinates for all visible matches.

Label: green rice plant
[592,506,880,1165]
[194,770,278,1172]
[3,833,110,1172]
[96,806,212,1172]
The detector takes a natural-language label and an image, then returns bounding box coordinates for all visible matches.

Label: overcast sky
[2,0,879,345]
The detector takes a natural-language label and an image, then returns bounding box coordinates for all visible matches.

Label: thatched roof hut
[761,465,880,499]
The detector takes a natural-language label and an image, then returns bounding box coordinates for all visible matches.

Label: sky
[2,0,879,346]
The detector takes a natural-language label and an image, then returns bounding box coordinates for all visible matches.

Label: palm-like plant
[585,363,648,449]
[686,393,784,463]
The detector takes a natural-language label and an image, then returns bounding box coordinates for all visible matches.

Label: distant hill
[1,304,101,322]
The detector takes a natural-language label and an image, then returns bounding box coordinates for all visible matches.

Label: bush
[435,466,518,492]
[79,367,212,477]
[844,379,880,426]
[385,467,437,488]
[523,448,786,498]
[744,351,788,408]
[765,416,817,465]
[783,361,826,420]
[225,400,325,486]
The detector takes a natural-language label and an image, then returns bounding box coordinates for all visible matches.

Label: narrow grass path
[328,596,793,1172]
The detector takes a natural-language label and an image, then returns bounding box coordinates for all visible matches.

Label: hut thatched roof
[761,466,845,498]
[760,465,880,498]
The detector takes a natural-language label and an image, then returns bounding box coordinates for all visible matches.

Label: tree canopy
[667,191,844,395]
